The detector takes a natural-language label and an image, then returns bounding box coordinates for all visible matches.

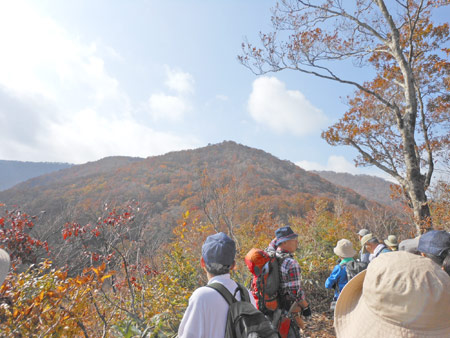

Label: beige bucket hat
[384,234,398,248]
[0,248,10,285]
[334,251,450,338]
[333,239,356,258]
[360,233,374,253]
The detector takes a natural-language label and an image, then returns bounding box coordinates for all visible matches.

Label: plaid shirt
[277,249,305,304]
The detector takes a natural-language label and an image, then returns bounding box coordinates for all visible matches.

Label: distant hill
[314,170,395,206]
[0,142,394,267]
[0,160,73,191]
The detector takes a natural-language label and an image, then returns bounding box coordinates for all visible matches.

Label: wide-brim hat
[360,233,374,254]
[333,239,356,258]
[357,229,369,237]
[334,251,450,338]
[384,235,398,248]
[0,249,10,285]
[275,226,298,246]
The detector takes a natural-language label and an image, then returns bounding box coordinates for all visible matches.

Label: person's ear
[230,261,236,271]
[201,256,206,268]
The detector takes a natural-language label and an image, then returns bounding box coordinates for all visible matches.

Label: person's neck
[206,272,229,281]
[206,271,214,281]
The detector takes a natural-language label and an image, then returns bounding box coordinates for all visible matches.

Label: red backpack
[244,248,281,313]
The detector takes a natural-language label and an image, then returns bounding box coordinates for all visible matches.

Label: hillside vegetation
[0,141,410,337]
[0,142,386,263]
[314,171,395,206]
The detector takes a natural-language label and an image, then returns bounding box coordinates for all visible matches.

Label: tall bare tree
[240,0,450,234]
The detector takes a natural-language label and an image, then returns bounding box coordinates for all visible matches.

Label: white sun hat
[333,239,356,258]
[334,251,450,338]
[0,248,10,285]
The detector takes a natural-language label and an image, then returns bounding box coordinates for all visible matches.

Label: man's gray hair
[205,262,232,276]
[368,237,379,244]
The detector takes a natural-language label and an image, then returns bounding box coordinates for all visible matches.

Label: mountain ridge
[0,141,397,268]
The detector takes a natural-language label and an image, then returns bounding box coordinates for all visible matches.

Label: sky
[0,0,448,180]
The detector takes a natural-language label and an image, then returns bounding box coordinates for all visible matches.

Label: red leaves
[0,207,48,266]
[92,253,100,262]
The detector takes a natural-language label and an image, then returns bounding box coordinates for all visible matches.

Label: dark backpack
[344,260,368,280]
[207,282,280,338]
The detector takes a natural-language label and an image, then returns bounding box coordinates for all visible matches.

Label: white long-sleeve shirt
[178,274,256,338]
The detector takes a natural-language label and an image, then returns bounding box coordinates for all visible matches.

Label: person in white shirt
[178,232,256,338]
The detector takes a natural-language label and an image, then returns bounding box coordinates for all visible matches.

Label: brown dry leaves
[301,312,336,338]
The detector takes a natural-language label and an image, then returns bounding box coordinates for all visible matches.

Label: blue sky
[0,1,447,179]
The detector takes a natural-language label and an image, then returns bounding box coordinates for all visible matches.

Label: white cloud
[297,156,359,173]
[147,66,194,121]
[41,109,199,163]
[247,76,328,136]
[0,1,120,108]
[164,66,195,94]
[0,1,199,163]
[296,155,392,180]
[148,93,190,121]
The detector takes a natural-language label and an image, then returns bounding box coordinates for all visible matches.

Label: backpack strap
[207,282,250,305]
[207,283,236,305]
[236,283,251,303]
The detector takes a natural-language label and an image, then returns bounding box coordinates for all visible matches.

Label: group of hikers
[178,227,450,338]
[1,227,449,337]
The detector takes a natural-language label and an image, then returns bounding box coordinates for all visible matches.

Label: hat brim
[276,233,298,246]
[334,269,450,338]
[384,240,398,247]
[0,249,10,286]
[333,246,356,258]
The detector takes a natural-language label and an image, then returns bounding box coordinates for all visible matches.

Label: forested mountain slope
[314,171,395,206]
[0,141,391,266]
[0,160,72,191]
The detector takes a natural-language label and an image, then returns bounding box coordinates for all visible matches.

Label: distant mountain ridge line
[313,170,395,206]
[0,160,73,191]
[0,142,393,206]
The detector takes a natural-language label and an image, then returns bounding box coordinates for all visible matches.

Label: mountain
[0,160,73,191]
[314,171,395,206]
[0,142,393,267]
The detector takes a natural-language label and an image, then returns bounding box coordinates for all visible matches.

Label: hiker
[325,239,356,301]
[418,230,450,274]
[383,235,398,251]
[356,229,370,263]
[177,232,256,338]
[0,249,10,286]
[268,226,311,338]
[398,236,420,254]
[360,233,390,262]
[334,251,450,337]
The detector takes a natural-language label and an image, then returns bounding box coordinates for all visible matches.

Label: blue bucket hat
[202,232,236,266]
[275,226,298,246]
[418,230,450,257]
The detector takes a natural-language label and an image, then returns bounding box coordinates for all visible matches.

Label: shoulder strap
[208,282,251,304]
[375,246,388,257]
[207,283,236,305]
[236,282,251,302]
